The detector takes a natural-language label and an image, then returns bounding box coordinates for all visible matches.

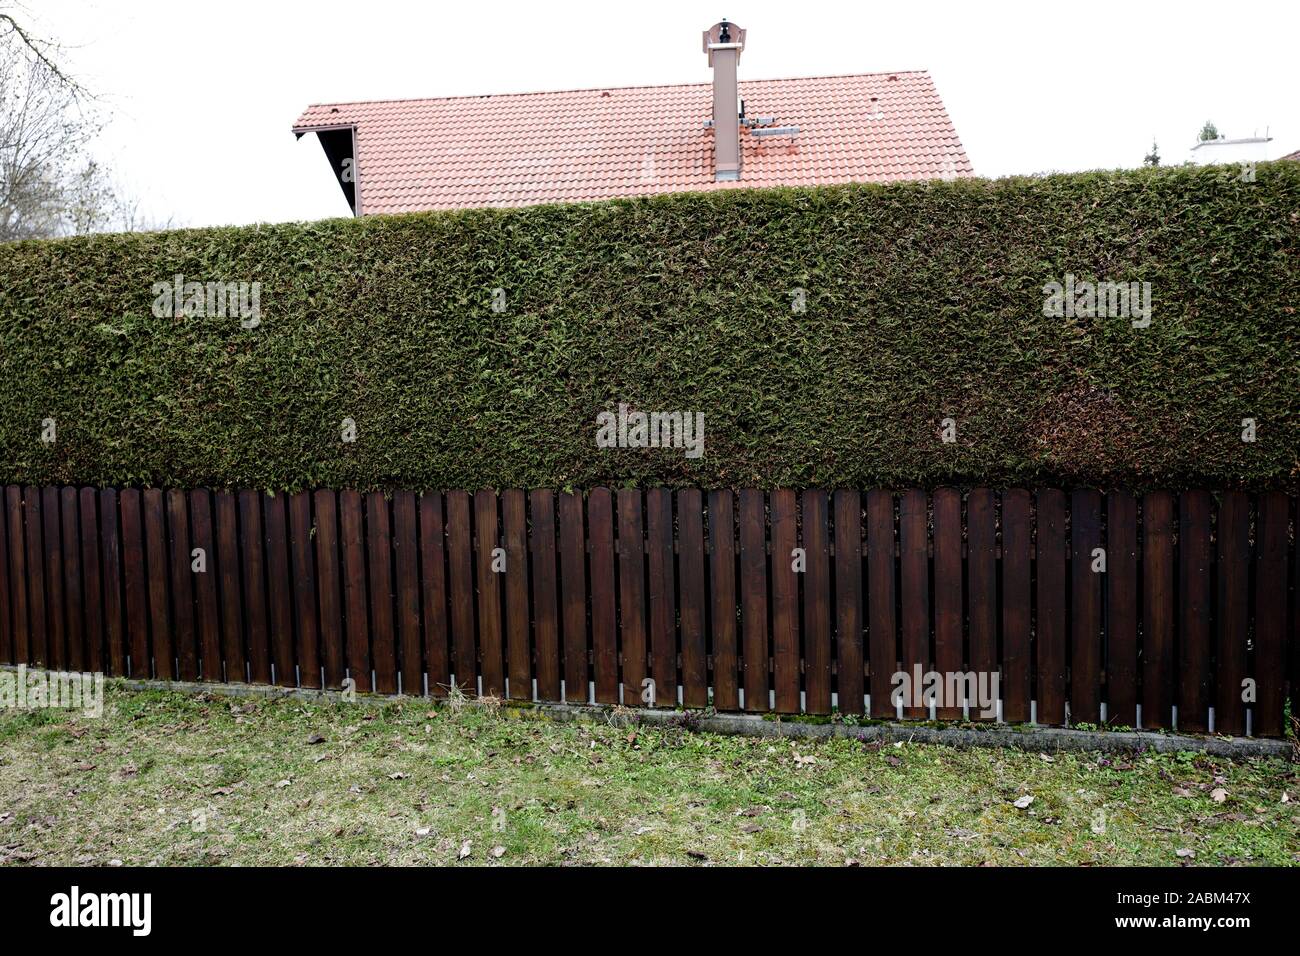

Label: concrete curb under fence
[94,674,1291,759]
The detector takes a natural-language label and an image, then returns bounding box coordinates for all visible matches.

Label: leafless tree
[1,6,169,240]
[0,51,99,239]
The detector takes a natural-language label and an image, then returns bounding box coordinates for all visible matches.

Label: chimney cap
[703,19,746,63]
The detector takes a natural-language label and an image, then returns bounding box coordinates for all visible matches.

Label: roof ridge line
[295,70,934,115]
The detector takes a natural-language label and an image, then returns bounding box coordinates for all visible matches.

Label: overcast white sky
[20,0,1300,228]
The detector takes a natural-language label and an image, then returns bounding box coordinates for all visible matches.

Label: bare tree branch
[0,8,93,101]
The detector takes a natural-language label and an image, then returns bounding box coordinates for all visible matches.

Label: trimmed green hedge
[1,162,1298,492]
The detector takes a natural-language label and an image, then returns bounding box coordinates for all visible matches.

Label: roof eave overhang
[293,123,360,215]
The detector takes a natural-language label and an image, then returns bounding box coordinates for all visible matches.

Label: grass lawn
[0,684,1296,866]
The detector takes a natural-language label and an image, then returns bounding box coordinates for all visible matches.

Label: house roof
[1281,149,1300,161]
[292,71,973,213]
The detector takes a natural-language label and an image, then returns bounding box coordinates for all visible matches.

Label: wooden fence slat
[1142,491,1175,729]
[967,489,997,716]
[531,490,561,702]
[392,491,422,696]
[1214,491,1249,735]
[473,490,504,698]
[417,493,449,695]
[677,489,707,709]
[79,489,105,674]
[142,489,171,679]
[645,489,675,707]
[364,492,397,694]
[314,491,345,688]
[99,489,124,676]
[738,488,769,712]
[558,492,589,704]
[932,488,962,719]
[866,490,897,718]
[0,489,10,665]
[707,489,739,712]
[289,492,322,688]
[616,489,647,703]
[1105,491,1139,728]
[238,490,271,685]
[6,488,29,666]
[1177,490,1213,732]
[338,490,371,691]
[1001,490,1032,723]
[1254,492,1288,737]
[1069,489,1103,725]
[646,488,677,707]
[23,488,47,666]
[802,490,832,715]
[588,489,619,705]
[898,489,929,718]
[166,488,197,681]
[61,487,85,672]
[119,489,148,676]
[1035,489,1067,725]
[261,493,293,686]
[832,489,864,716]
[190,491,221,682]
[1292,497,1300,733]
[214,492,246,683]
[770,489,800,714]
[444,491,474,694]
[500,489,531,700]
[42,486,67,670]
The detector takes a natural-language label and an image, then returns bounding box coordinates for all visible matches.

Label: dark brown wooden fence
[0,486,1295,737]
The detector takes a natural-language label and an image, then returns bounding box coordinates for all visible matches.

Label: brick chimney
[703,19,746,181]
